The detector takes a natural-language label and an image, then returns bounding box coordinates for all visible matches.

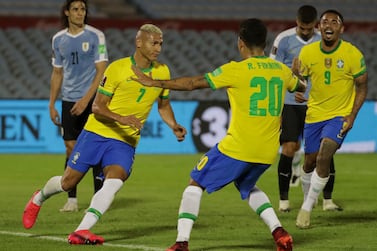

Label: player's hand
[295,92,307,103]
[173,124,187,142]
[291,57,301,76]
[340,115,355,136]
[70,99,87,116]
[118,115,143,131]
[131,65,154,87]
[49,107,61,126]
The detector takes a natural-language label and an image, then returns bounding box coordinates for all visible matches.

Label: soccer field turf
[1,153,376,251]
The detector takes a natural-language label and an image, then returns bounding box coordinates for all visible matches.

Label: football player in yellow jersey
[133,18,307,251]
[295,10,368,229]
[23,24,187,244]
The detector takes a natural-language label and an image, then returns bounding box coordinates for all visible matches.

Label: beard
[323,39,336,47]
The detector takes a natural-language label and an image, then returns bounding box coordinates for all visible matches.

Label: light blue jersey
[270,27,320,105]
[52,24,108,102]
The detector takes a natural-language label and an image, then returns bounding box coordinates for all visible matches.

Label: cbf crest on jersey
[337,59,344,69]
[82,42,89,52]
[325,58,332,69]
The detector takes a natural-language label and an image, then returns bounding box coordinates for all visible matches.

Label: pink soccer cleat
[23,190,42,229]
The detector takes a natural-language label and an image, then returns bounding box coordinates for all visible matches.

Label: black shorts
[280,104,307,144]
[61,100,93,141]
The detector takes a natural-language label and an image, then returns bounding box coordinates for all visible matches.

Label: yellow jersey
[205,56,299,164]
[299,40,367,123]
[84,56,170,147]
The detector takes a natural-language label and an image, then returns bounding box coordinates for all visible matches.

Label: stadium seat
[0,25,376,100]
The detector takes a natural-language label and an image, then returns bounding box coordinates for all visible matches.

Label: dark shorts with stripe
[280,104,307,144]
[61,100,93,140]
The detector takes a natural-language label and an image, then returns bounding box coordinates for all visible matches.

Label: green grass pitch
[0,153,376,250]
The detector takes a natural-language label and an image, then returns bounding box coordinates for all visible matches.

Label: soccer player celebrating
[132,18,307,251]
[270,5,341,212]
[23,24,187,244]
[295,9,368,228]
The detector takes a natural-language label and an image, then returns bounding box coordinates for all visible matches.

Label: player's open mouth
[324,30,334,38]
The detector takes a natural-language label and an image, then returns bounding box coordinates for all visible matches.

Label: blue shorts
[68,130,135,176]
[191,145,270,200]
[304,117,347,154]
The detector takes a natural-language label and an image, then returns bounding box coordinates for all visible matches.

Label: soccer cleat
[68,230,104,245]
[272,227,293,251]
[323,199,343,211]
[60,200,79,212]
[279,200,290,212]
[166,241,189,251]
[296,209,311,229]
[23,190,42,229]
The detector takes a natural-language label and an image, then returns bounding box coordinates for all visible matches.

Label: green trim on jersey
[130,55,154,73]
[320,39,342,54]
[85,56,170,147]
[98,87,113,97]
[204,73,217,90]
[299,40,367,123]
[205,57,299,163]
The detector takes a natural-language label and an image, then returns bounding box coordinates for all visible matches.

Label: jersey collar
[131,55,154,73]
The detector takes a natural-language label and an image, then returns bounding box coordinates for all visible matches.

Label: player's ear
[340,25,345,34]
[136,38,142,48]
[237,37,244,50]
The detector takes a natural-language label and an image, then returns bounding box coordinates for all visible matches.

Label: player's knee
[60,177,76,191]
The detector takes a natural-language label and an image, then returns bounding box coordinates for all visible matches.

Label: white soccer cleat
[296,209,311,229]
[60,200,79,212]
[279,200,291,212]
[323,199,343,211]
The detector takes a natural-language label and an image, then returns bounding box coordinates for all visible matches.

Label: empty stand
[0,0,105,17]
[1,27,376,100]
[129,0,377,22]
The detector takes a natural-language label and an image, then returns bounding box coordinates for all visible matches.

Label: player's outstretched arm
[131,65,209,90]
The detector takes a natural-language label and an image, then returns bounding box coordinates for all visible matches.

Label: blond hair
[139,24,162,35]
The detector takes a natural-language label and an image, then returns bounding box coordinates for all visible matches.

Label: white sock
[302,170,329,211]
[33,176,64,206]
[76,178,123,231]
[67,198,78,204]
[176,185,202,242]
[301,169,313,202]
[248,187,281,232]
[292,151,302,169]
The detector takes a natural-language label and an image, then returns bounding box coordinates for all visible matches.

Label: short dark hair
[297,5,318,23]
[239,18,267,49]
[320,9,344,23]
[61,0,88,28]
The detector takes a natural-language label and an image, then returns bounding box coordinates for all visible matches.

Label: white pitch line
[0,230,164,251]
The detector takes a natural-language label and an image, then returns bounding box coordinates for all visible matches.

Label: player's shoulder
[274,27,296,42]
[266,57,290,70]
[153,61,170,74]
[52,28,68,41]
[153,61,169,69]
[339,40,365,57]
[302,40,320,51]
[84,24,106,37]
[110,57,132,68]
[340,40,361,50]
